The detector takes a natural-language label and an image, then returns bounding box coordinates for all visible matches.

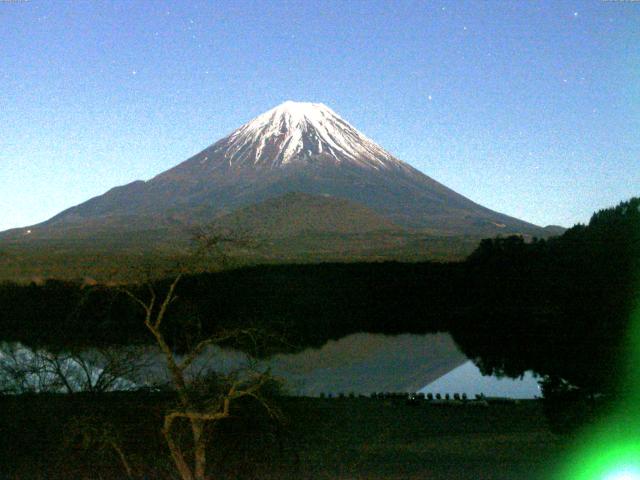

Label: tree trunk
[192,419,207,480]
[164,415,195,480]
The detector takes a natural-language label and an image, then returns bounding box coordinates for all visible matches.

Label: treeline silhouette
[0,262,465,354]
[0,198,638,394]
[453,197,640,395]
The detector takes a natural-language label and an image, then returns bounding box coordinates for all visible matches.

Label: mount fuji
[1,101,557,278]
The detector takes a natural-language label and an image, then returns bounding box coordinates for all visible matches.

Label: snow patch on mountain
[209,101,407,171]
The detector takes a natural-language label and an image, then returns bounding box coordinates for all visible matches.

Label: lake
[1,336,542,399]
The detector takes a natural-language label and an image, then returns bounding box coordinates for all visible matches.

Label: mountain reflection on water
[421,361,541,399]
[1,337,541,398]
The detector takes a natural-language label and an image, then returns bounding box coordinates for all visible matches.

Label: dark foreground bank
[0,393,569,480]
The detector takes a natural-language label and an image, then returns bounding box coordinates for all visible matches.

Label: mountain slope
[212,192,399,238]
[0,101,559,280]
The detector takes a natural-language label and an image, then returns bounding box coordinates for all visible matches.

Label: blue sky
[1,0,639,231]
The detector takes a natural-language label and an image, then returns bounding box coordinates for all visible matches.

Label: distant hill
[541,225,566,236]
[212,192,399,237]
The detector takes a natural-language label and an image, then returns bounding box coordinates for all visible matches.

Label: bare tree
[0,342,41,394]
[122,247,281,480]
[0,342,145,394]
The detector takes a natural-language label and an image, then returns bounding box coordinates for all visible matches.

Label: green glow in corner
[556,297,640,479]
[603,466,640,480]
[558,437,640,479]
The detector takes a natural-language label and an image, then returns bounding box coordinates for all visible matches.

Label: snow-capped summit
[204,101,403,171]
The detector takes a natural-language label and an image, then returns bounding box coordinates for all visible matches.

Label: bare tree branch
[116,231,284,480]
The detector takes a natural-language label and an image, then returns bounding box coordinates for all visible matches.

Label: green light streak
[555,290,640,479]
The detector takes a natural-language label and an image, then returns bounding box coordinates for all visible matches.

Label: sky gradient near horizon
[2,0,639,231]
